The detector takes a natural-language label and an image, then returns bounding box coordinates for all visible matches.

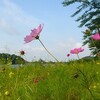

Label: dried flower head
[67,54,70,57]
[20,50,25,55]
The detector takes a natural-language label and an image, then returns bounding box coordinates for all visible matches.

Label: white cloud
[58,38,82,49]
[51,38,91,61]
[0,18,19,35]
[0,0,40,35]
[22,44,45,53]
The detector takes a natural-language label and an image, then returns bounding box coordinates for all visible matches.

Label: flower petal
[24,24,44,43]
[30,28,38,37]
[37,24,44,36]
[24,35,35,43]
[92,33,100,40]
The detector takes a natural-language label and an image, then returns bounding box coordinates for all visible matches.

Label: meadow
[0,60,100,100]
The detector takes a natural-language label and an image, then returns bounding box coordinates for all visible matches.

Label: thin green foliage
[0,61,100,100]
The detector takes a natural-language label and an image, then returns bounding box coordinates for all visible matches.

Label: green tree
[82,29,100,57]
[63,0,100,56]
[62,0,100,29]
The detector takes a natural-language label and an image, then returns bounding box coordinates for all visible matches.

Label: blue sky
[0,0,90,61]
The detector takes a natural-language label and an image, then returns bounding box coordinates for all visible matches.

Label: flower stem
[38,38,59,62]
[77,54,80,59]
[76,68,95,100]
[97,28,100,34]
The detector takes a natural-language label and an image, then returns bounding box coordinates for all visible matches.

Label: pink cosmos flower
[24,24,59,62]
[24,24,44,43]
[91,33,100,41]
[70,47,84,54]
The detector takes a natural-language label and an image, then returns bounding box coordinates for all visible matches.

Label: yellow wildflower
[93,85,96,89]
[96,72,99,74]
[9,72,14,78]
[96,62,100,65]
[5,91,10,96]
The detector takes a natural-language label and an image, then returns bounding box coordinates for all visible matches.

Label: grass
[0,60,100,100]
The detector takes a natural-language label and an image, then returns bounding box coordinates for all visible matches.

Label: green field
[0,60,100,100]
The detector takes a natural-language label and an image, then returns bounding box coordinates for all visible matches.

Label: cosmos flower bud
[85,29,90,35]
[20,50,25,55]
[67,54,70,57]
